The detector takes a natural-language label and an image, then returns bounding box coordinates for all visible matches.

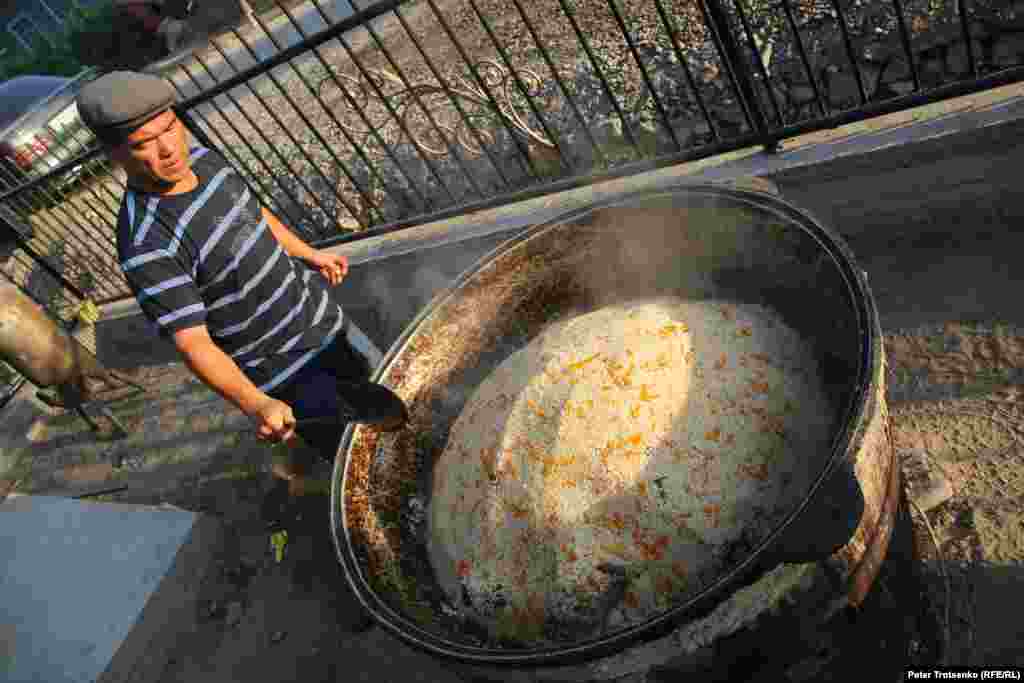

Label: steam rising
[360,258,460,341]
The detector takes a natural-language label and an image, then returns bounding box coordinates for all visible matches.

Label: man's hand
[247,395,297,443]
[305,250,349,287]
[262,208,346,285]
[174,325,296,443]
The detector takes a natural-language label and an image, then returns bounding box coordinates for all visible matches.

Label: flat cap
[76,71,177,146]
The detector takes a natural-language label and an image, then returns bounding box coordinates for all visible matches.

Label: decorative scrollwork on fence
[316,59,555,158]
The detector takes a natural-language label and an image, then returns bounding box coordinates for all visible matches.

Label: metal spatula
[296,380,408,431]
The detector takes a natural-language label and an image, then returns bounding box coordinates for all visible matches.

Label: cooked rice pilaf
[428,298,836,642]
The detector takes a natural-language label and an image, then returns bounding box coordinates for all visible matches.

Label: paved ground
[4,84,1024,679]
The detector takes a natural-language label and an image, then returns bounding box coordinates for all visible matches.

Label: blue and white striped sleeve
[122,251,207,337]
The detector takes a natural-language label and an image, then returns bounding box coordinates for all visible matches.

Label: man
[75,71,384,495]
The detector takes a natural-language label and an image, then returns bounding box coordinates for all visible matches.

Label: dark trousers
[268,327,372,463]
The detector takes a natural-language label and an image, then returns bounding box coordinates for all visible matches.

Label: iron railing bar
[5,233,86,301]
[25,158,125,299]
[258,5,402,223]
[218,7,428,216]
[6,251,62,313]
[389,0,516,187]
[604,0,683,152]
[6,138,83,188]
[239,9,395,223]
[829,0,869,105]
[310,62,1024,254]
[321,3,466,204]
[176,0,408,111]
[0,159,60,199]
[308,2,469,210]
[167,72,303,226]
[43,127,123,236]
[0,166,123,290]
[465,0,571,171]
[0,194,111,299]
[95,59,1024,306]
[219,54,381,229]
[0,169,75,256]
[343,0,485,202]
[958,0,978,77]
[0,164,55,220]
[308,19,441,211]
[53,141,135,277]
[187,52,339,231]
[652,0,721,142]
[421,0,539,179]
[553,0,641,155]
[696,0,759,134]
[17,188,124,298]
[732,0,787,124]
[507,0,608,167]
[777,0,828,116]
[0,264,77,330]
[45,126,128,221]
[299,34,433,218]
[892,0,922,91]
[7,249,82,319]
[7,251,34,286]
[0,140,107,204]
[0,145,102,206]
[202,38,366,227]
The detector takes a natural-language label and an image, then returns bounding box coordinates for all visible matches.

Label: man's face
[110,109,192,190]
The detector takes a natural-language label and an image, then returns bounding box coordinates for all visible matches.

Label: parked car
[0,71,101,193]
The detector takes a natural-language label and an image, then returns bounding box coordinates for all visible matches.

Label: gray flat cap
[76,71,177,146]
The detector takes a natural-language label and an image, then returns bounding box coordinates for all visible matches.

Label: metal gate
[1,0,1023,314]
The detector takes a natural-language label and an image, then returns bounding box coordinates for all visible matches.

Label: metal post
[0,225,86,302]
[701,0,781,153]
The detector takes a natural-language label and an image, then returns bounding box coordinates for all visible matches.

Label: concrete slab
[0,496,205,683]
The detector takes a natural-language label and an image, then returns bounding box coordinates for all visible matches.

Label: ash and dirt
[884,321,1024,666]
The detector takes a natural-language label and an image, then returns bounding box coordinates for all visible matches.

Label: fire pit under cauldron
[330,185,903,681]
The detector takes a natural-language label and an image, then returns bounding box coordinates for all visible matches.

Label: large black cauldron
[330,184,901,680]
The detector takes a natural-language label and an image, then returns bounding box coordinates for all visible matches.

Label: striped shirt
[116,146,345,393]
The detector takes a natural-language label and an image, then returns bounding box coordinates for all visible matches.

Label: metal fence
[3,0,1024,314]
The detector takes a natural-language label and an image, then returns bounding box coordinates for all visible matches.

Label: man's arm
[261,207,349,286]
[262,207,315,261]
[173,324,296,441]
